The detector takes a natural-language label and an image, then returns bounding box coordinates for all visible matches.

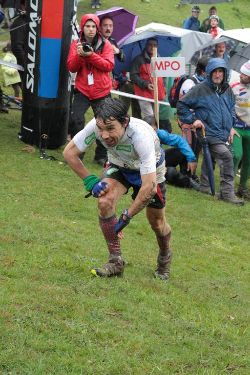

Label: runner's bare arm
[63,140,91,179]
[127,172,157,217]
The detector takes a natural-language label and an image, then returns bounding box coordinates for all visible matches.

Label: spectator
[231,60,250,200]
[207,15,223,39]
[63,98,172,280]
[67,13,114,166]
[99,15,141,119]
[147,116,199,190]
[177,58,244,205]
[211,42,230,64]
[178,57,209,180]
[2,41,22,97]
[9,0,27,85]
[0,85,8,113]
[200,6,225,33]
[90,1,101,9]
[130,38,165,122]
[182,5,201,31]
[98,15,141,118]
[99,16,125,62]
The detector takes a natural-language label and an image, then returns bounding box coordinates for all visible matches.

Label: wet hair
[196,56,209,75]
[95,98,129,125]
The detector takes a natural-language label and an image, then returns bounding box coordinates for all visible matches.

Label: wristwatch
[122,209,132,222]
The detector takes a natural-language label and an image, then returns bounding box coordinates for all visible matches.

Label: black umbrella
[190,37,235,66]
[229,43,250,73]
[199,128,216,196]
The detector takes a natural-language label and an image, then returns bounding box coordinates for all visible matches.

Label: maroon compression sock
[99,215,121,255]
[156,232,171,257]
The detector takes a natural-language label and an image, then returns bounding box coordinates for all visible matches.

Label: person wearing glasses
[183,6,201,31]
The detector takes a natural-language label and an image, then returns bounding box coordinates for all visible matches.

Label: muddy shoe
[154,252,172,281]
[200,186,212,195]
[237,186,250,201]
[219,193,244,206]
[91,255,125,277]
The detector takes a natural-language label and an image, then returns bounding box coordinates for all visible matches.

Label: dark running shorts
[103,164,166,209]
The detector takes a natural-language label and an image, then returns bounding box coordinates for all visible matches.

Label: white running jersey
[73,117,165,182]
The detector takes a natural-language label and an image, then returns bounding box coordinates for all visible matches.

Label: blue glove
[92,181,108,198]
[115,209,132,234]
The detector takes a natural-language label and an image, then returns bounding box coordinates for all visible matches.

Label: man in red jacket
[67,14,114,165]
[130,38,166,123]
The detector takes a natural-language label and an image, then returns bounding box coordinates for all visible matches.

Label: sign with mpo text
[151,57,185,77]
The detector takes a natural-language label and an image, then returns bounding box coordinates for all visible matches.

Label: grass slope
[0,1,250,374]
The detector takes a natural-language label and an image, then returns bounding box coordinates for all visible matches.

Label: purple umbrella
[96,7,138,46]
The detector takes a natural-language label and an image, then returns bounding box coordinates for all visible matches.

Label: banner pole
[152,46,159,129]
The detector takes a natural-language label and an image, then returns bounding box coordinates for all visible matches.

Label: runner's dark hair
[95,98,129,125]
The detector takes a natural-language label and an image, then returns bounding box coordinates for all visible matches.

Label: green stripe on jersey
[116,145,132,152]
[85,132,96,145]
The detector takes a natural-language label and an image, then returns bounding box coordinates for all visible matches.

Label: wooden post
[152,46,159,129]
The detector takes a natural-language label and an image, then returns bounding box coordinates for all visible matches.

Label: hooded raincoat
[67,14,114,100]
[177,58,236,143]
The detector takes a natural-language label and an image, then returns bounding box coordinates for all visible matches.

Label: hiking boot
[189,177,200,191]
[200,186,212,195]
[154,252,172,281]
[91,254,125,277]
[237,186,250,201]
[218,193,244,206]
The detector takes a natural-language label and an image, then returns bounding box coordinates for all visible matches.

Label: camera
[82,42,92,52]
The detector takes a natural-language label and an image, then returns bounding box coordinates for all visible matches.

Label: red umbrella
[96,7,138,46]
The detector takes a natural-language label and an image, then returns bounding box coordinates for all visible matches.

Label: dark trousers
[70,90,110,159]
[165,148,193,188]
[118,82,141,119]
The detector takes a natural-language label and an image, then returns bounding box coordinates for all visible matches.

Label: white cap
[240,60,250,77]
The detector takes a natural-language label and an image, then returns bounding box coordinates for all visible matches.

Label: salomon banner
[20,0,77,149]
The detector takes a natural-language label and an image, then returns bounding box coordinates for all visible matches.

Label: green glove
[83,175,100,192]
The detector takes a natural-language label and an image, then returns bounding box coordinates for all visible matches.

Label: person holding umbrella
[130,38,166,123]
[177,58,244,205]
[231,60,250,200]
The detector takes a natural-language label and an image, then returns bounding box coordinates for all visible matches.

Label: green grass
[1,1,250,374]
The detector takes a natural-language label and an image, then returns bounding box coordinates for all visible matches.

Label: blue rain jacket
[177,58,236,143]
[157,129,196,162]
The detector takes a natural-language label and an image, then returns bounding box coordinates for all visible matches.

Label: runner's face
[211,68,224,84]
[100,18,113,38]
[96,117,127,147]
[240,73,250,85]
[83,20,97,41]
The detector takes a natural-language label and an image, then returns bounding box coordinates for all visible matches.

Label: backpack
[168,75,197,108]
